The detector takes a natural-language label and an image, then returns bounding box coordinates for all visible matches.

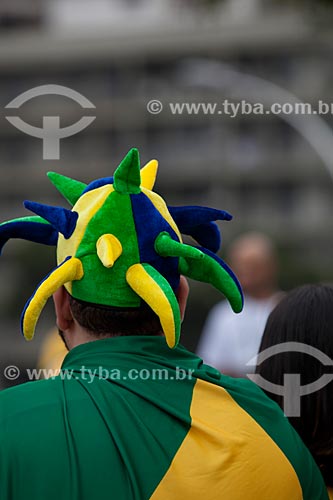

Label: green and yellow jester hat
[0,148,243,348]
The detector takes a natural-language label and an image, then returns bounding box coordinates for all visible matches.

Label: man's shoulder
[196,372,328,499]
[0,378,62,423]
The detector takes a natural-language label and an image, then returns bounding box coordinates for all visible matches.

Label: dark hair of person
[256,284,333,487]
[69,295,163,338]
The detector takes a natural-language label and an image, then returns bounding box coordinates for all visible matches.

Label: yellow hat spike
[140,159,158,191]
[22,257,84,341]
[96,234,122,268]
[126,263,181,348]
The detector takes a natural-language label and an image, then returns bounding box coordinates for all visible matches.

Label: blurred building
[1,0,333,383]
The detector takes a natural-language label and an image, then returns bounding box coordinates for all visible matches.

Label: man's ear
[53,286,74,331]
[176,276,189,322]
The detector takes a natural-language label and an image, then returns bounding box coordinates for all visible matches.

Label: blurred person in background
[255,284,333,499]
[197,232,282,376]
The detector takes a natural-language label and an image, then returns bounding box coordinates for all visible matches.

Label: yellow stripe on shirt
[151,378,303,500]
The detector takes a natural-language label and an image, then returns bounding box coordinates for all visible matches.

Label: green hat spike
[178,254,243,313]
[47,172,87,206]
[113,148,141,194]
[155,232,203,260]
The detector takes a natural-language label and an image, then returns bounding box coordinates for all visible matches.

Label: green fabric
[0,337,328,500]
[0,215,50,227]
[73,192,141,307]
[178,252,243,312]
[113,148,141,194]
[154,231,203,260]
[0,337,194,500]
[47,172,87,206]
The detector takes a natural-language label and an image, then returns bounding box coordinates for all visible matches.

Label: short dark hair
[69,295,162,338]
[256,284,333,486]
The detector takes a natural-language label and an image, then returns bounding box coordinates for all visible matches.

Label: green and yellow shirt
[0,337,328,499]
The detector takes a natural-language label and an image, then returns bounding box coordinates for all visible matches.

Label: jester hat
[0,148,243,348]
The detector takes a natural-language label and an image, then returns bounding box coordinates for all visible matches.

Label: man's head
[0,148,243,349]
[53,277,189,350]
[228,232,278,299]
[53,276,189,350]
